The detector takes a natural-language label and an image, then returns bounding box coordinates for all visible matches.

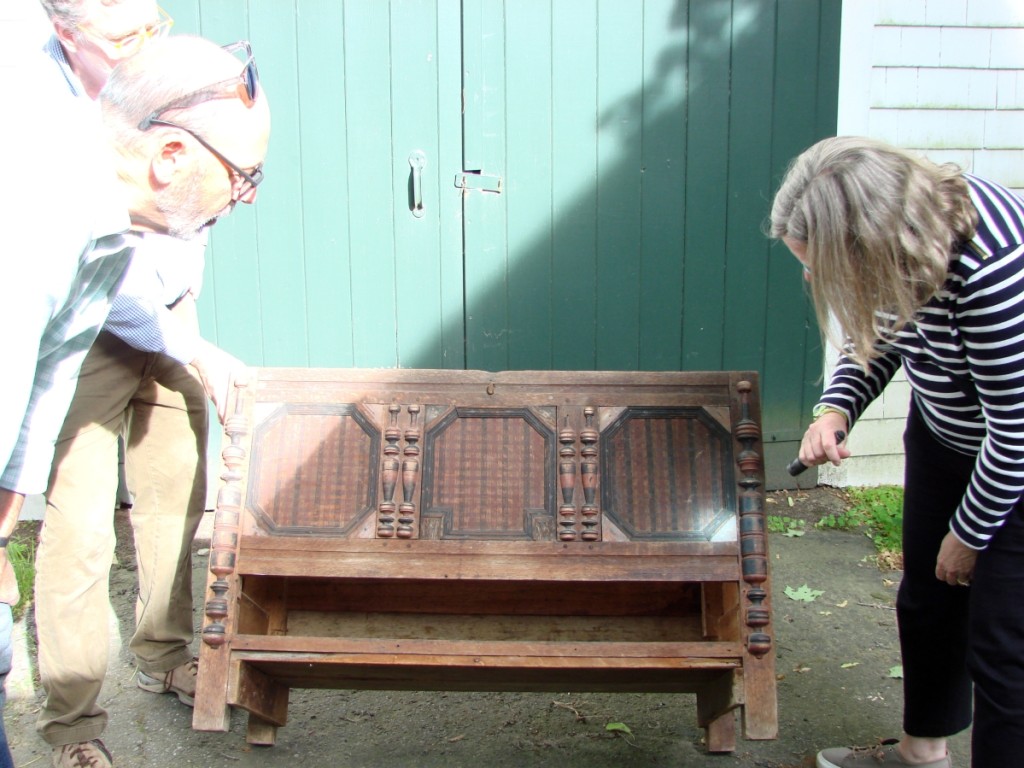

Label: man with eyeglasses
[39,0,173,99]
[35,1,245,759]
[5,26,271,768]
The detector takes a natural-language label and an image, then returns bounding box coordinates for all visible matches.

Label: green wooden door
[162,0,840,485]
[456,0,841,483]
[165,0,466,369]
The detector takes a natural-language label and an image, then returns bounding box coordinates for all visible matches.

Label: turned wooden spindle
[203,376,249,648]
[734,380,772,658]
[557,418,578,541]
[378,403,403,537]
[579,407,601,541]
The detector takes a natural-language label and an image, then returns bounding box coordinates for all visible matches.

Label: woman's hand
[798,410,851,469]
[935,531,978,586]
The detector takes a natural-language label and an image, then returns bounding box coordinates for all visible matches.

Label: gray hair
[769,136,977,369]
[39,0,82,26]
[39,0,119,29]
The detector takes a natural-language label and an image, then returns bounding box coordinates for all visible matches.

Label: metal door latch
[454,171,502,193]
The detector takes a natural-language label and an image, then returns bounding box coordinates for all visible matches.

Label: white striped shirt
[1,62,134,493]
[819,175,1024,550]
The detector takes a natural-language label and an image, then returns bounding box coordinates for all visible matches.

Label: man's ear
[54,22,79,54]
[151,135,188,186]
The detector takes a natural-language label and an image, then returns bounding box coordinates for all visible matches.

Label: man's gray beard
[158,168,220,240]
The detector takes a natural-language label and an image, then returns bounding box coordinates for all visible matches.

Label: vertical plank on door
[188,0,266,363]
[436,0,468,369]
[391,0,444,368]
[463,0,510,371]
[638,0,688,371]
[764,0,830,438]
[595,0,644,370]
[681,0,731,370]
[551,0,599,371]
[298,2,355,367]
[722,0,776,375]
[505,2,554,369]
[343,0,400,366]
[799,0,842,416]
[248,3,309,366]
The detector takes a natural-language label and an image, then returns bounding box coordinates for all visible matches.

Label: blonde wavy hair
[769,136,977,369]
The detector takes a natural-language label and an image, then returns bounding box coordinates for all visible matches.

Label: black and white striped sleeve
[952,244,1024,549]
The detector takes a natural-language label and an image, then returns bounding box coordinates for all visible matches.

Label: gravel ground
[4,488,972,767]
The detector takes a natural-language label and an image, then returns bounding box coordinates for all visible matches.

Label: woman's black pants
[899,403,1024,766]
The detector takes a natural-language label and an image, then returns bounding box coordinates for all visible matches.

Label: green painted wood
[681,1,731,371]
[638,0,688,371]
[186,0,266,365]
[166,0,464,369]
[594,0,644,371]
[722,0,775,377]
[248,3,309,366]
[505,2,554,369]
[764,0,838,447]
[435,0,468,369]
[341,1,400,367]
[163,0,842,486]
[296,1,354,367]
[462,0,509,371]
[551,0,599,371]
[387,0,444,370]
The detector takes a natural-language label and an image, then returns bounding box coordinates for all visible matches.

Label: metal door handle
[408,150,426,218]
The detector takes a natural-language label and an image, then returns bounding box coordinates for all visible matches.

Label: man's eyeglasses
[79,5,173,57]
[138,41,259,130]
[145,117,264,199]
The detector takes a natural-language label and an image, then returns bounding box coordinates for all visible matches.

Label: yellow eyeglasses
[78,6,174,57]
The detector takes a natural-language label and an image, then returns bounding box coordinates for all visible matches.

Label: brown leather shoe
[51,739,113,768]
[136,656,198,707]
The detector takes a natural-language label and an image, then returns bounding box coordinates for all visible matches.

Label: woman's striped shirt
[818,175,1024,550]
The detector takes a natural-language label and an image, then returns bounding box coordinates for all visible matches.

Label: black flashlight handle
[787,430,847,476]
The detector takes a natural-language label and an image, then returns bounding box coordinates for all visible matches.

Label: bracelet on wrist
[812,404,847,423]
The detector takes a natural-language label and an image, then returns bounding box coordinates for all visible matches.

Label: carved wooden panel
[247,404,379,535]
[601,407,735,541]
[420,408,556,540]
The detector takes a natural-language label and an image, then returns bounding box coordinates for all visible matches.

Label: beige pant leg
[126,299,209,673]
[35,333,143,747]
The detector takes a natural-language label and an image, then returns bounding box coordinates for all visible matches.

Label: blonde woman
[771,136,1024,768]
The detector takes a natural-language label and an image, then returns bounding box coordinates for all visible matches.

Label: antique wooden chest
[192,369,777,752]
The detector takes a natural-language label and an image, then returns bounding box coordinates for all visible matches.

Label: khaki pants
[35,300,208,747]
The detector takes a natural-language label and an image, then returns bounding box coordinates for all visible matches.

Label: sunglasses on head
[137,41,259,131]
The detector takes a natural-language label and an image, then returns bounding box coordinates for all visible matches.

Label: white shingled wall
[824,0,1024,487]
